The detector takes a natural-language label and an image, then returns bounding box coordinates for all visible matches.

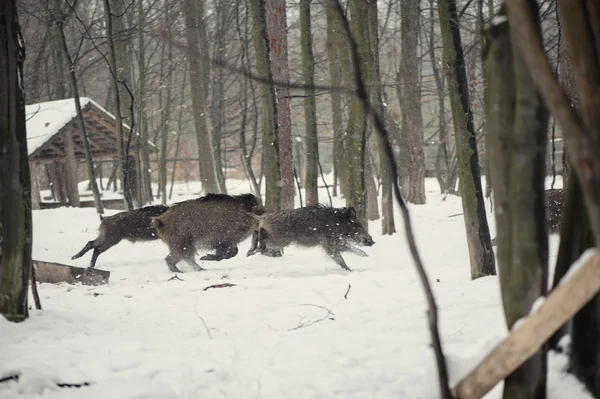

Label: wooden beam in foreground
[453,250,600,399]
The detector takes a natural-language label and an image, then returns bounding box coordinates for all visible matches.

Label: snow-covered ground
[0,176,591,399]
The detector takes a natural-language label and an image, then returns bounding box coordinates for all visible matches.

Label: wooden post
[29,161,41,210]
[63,132,80,206]
[50,161,68,203]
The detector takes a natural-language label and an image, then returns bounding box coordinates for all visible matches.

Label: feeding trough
[33,260,110,286]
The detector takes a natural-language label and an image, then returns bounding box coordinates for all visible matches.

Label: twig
[344,283,351,299]
[203,283,237,291]
[288,304,335,331]
[31,263,42,310]
[168,275,184,281]
[0,373,92,388]
[329,1,451,397]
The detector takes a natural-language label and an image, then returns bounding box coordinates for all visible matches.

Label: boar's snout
[362,236,375,246]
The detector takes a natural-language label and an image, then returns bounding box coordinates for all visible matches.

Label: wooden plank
[63,132,80,207]
[452,250,600,399]
[33,260,110,286]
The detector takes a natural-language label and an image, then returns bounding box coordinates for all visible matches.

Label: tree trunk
[0,0,32,322]
[326,2,347,198]
[266,0,294,209]
[438,0,495,279]
[368,0,394,234]
[137,0,153,205]
[300,0,319,205]
[555,1,600,395]
[344,0,370,229]
[182,0,220,195]
[103,0,134,210]
[400,0,426,204]
[486,5,548,398]
[250,0,281,211]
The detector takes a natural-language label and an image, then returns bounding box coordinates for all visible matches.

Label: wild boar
[246,204,375,271]
[72,204,170,268]
[151,193,265,273]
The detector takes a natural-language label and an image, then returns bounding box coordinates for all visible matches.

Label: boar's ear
[347,207,357,221]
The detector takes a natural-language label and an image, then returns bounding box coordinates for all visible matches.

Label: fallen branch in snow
[289,304,335,331]
[452,250,600,399]
[204,283,237,291]
[0,373,92,388]
[31,264,42,310]
[344,284,351,300]
[168,275,184,282]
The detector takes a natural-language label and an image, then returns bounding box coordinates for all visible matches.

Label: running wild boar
[72,204,170,268]
[246,204,375,271]
[151,193,265,273]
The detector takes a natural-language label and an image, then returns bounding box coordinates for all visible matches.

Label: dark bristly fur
[246,204,375,271]
[72,204,170,268]
[151,193,265,273]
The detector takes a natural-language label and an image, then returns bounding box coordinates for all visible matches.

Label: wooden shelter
[26,97,156,209]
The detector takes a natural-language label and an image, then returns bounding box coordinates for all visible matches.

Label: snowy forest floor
[0,176,593,399]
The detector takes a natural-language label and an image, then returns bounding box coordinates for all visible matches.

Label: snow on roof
[25,97,139,156]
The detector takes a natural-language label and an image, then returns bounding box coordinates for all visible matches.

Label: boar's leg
[201,244,238,261]
[261,248,283,257]
[325,249,352,271]
[72,240,96,261]
[346,245,369,257]
[165,253,184,273]
[246,230,260,257]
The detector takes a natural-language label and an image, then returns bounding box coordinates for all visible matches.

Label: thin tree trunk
[438,0,495,279]
[137,0,153,205]
[250,0,281,211]
[55,11,104,215]
[400,0,426,204]
[300,0,318,205]
[369,0,394,234]
[103,0,133,210]
[182,0,220,195]
[266,0,294,209]
[344,0,370,229]
[326,2,347,198]
[0,0,32,322]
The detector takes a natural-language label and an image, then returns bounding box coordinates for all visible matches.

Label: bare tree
[266,0,294,209]
[300,0,319,205]
[438,0,496,279]
[400,0,426,204]
[0,0,32,322]
[486,4,548,398]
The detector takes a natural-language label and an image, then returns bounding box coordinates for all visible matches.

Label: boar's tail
[151,217,165,236]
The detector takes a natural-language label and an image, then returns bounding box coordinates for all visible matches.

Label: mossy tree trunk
[300,0,319,205]
[0,0,32,322]
[438,0,496,279]
[486,4,549,398]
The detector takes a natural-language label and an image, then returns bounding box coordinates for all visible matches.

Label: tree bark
[554,1,600,395]
[326,3,348,198]
[300,0,319,205]
[344,0,370,229]
[266,0,294,209]
[0,0,32,322]
[103,0,134,210]
[486,5,548,398]
[250,0,281,211]
[400,0,426,204]
[182,0,220,195]
[368,0,394,234]
[137,0,153,205]
[438,0,496,279]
